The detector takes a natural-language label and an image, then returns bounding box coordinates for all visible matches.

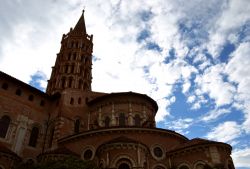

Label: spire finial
[72,10,86,35]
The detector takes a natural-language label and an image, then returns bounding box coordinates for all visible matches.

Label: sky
[0,0,250,168]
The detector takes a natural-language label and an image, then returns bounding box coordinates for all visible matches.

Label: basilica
[0,11,235,169]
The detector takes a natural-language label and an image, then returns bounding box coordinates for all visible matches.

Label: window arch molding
[178,163,191,169]
[110,154,136,169]
[194,161,206,169]
[152,163,167,169]
[28,125,40,147]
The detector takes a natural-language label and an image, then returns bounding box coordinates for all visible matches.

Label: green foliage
[15,156,99,169]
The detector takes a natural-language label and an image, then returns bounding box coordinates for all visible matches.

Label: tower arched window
[68,53,71,60]
[119,113,126,127]
[74,119,80,133]
[68,78,73,88]
[70,98,74,105]
[78,97,82,104]
[104,116,110,127]
[134,114,141,127]
[79,79,83,89]
[0,115,11,138]
[71,65,75,73]
[28,126,39,147]
[61,77,66,88]
[73,53,76,60]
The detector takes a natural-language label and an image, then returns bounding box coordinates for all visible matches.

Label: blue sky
[0,0,250,168]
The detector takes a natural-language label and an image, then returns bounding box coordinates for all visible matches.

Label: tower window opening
[15,89,22,96]
[28,126,39,147]
[2,83,8,90]
[73,53,76,60]
[81,55,84,61]
[76,42,79,48]
[68,53,71,60]
[0,115,11,138]
[61,78,66,88]
[71,65,75,73]
[65,65,69,73]
[68,78,73,88]
[78,97,82,104]
[79,79,83,89]
[70,98,74,105]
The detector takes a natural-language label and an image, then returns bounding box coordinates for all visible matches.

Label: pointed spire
[72,10,86,35]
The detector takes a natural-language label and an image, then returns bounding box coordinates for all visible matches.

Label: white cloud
[194,64,236,107]
[165,118,193,134]
[206,121,242,143]
[201,108,231,122]
[206,0,250,57]
[232,147,250,168]
[225,42,250,134]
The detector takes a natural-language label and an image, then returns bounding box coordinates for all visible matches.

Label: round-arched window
[154,147,163,158]
[118,163,130,169]
[179,165,189,169]
[151,145,165,160]
[83,149,93,160]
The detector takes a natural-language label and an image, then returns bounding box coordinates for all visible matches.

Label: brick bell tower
[46,10,93,95]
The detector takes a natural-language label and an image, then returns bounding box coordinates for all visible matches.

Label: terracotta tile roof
[42,147,79,157]
[167,138,232,153]
[0,142,20,158]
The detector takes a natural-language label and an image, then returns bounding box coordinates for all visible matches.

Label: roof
[71,10,86,35]
[0,143,20,158]
[104,136,141,144]
[40,147,79,157]
[167,138,232,153]
[0,70,49,98]
[87,91,158,111]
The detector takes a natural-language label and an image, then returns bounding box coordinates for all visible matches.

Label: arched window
[70,98,74,105]
[104,116,110,127]
[0,115,11,138]
[78,79,83,89]
[134,114,141,127]
[68,78,73,88]
[61,77,66,88]
[119,113,126,126]
[2,83,8,90]
[28,95,34,101]
[74,119,80,133]
[28,127,39,147]
[118,163,130,169]
[78,97,82,104]
[179,165,189,169]
[15,89,22,96]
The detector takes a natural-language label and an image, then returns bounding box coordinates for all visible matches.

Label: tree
[15,156,100,169]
